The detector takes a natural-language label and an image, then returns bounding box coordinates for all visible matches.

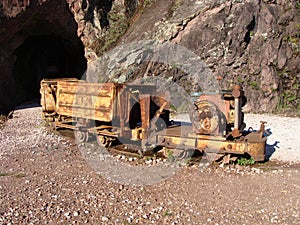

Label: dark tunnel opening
[12,35,87,105]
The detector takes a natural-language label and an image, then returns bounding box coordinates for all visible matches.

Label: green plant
[123,222,138,225]
[144,156,152,161]
[293,83,299,90]
[91,2,130,56]
[237,157,255,166]
[171,0,184,12]
[296,2,300,9]
[287,37,298,44]
[14,173,26,178]
[0,172,26,178]
[163,211,172,217]
[237,76,243,83]
[276,69,300,111]
[104,12,129,51]
[278,70,288,78]
[283,91,297,103]
[0,172,10,177]
[249,81,259,89]
[142,0,155,8]
[169,104,177,112]
[166,149,173,158]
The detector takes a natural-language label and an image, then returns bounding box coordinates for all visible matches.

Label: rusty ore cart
[40,78,267,161]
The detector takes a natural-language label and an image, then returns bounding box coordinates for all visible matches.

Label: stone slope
[119,0,300,113]
[0,0,299,114]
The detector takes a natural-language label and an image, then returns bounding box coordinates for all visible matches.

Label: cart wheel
[177,149,194,160]
[97,135,108,147]
[74,129,88,143]
[74,122,89,143]
[97,135,114,148]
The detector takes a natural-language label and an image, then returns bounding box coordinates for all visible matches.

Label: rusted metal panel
[56,81,117,122]
[140,94,151,140]
[153,126,266,161]
[40,83,56,112]
[198,94,231,121]
[191,86,247,137]
[40,78,78,114]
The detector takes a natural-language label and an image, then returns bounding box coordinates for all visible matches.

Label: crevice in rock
[243,15,256,47]
[84,0,113,29]
[170,11,202,41]
[82,0,88,10]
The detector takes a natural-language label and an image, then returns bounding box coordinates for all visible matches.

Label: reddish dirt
[0,107,299,224]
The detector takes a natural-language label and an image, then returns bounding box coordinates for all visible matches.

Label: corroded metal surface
[152,125,266,161]
[40,78,78,115]
[57,81,119,122]
[191,86,246,138]
[40,79,267,162]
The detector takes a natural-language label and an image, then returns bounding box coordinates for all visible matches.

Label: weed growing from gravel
[0,172,27,178]
[237,157,255,166]
[14,173,27,178]
[163,211,173,217]
[0,172,10,177]
[123,222,138,225]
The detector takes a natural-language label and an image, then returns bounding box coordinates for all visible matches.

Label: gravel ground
[244,114,300,163]
[0,106,299,224]
[173,113,300,163]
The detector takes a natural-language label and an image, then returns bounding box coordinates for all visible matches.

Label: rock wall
[119,0,300,113]
[0,0,299,114]
[0,0,140,113]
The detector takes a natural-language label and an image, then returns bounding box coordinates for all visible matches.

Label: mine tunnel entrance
[12,35,87,104]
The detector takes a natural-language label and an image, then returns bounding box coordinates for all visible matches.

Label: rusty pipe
[232,85,242,137]
[234,96,240,130]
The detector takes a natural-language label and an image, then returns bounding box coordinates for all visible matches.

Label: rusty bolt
[232,128,241,138]
[232,85,242,98]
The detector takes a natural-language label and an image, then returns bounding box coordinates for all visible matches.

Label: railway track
[58,127,247,167]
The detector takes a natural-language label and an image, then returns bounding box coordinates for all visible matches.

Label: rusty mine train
[40,78,267,162]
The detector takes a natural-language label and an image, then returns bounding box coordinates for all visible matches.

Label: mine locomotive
[40,78,266,162]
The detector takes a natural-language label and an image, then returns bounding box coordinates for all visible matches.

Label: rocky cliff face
[0,0,299,114]
[116,0,300,113]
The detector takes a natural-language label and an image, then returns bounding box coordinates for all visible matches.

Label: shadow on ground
[263,128,279,161]
[14,99,41,110]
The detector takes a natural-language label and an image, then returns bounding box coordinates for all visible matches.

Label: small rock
[119,184,125,191]
[235,164,244,170]
[64,212,71,219]
[146,159,152,164]
[252,168,261,174]
[102,216,109,222]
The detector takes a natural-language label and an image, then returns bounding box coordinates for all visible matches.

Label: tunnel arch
[12,34,87,102]
[0,0,88,113]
